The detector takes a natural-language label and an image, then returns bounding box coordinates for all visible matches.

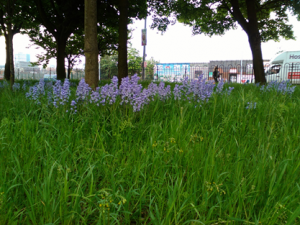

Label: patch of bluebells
[0,80,9,89]
[50,79,71,108]
[26,78,71,107]
[99,76,119,105]
[145,82,171,101]
[157,82,171,101]
[118,75,149,112]
[12,83,20,91]
[26,79,46,104]
[119,75,142,105]
[173,75,232,104]
[246,102,257,109]
[76,79,92,102]
[260,80,296,96]
[24,75,236,112]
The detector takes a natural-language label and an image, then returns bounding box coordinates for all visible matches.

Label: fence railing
[1,63,300,84]
[0,68,86,80]
[153,63,300,84]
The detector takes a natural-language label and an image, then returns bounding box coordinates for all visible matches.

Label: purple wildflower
[246,102,257,109]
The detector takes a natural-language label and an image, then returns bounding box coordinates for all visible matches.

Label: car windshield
[270,65,281,74]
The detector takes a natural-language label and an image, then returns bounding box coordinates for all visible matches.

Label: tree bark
[245,0,266,84]
[7,23,14,88]
[230,0,267,84]
[247,32,266,84]
[84,0,99,90]
[67,58,71,79]
[56,38,67,80]
[4,34,10,81]
[118,0,128,86]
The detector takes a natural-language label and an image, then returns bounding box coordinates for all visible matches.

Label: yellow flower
[118,201,121,205]
[152,141,157,147]
[169,138,176,143]
[99,204,102,207]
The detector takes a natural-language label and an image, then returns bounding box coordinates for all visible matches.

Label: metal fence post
[291,63,294,84]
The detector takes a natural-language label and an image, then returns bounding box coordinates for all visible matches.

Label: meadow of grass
[1,80,300,225]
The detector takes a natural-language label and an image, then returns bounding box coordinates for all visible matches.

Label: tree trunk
[67,65,71,80]
[84,0,98,90]
[118,0,128,86]
[245,0,266,84]
[67,58,71,79]
[7,23,14,88]
[247,32,266,84]
[56,39,67,80]
[4,34,10,81]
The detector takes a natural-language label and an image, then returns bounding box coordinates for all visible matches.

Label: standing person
[213,65,220,83]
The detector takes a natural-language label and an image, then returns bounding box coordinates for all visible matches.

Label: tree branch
[34,0,57,39]
[50,0,63,22]
[229,0,249,32]
[259,0,289,12]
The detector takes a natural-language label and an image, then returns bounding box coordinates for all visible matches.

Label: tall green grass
[1,81,300,224]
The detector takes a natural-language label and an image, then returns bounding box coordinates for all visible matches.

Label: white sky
[0,12,299,67]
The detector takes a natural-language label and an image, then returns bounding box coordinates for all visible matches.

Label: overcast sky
[0,12,299,67]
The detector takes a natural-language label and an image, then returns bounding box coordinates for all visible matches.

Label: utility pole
[142,17,147,80]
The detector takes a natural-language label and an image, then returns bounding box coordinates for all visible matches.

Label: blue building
[155,63,190,81]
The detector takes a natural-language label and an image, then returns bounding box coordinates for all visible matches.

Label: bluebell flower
[22,82,27,91]
[261,80,295,96]
[76,79,92,102]
[246,102,257,109]
[0,80,9,89]
[12,83,20,91]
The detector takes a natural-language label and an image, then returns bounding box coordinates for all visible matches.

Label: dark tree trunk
[7,23,14,88]
[247,32,266,84]
[4,34,10,81]
[9,31,14,87]
[84,0,98,90]
[56,39,67,80]
[67,57,71,80]
[68,64,71,80]
[118,0,128,86]
[245,0,266,84]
